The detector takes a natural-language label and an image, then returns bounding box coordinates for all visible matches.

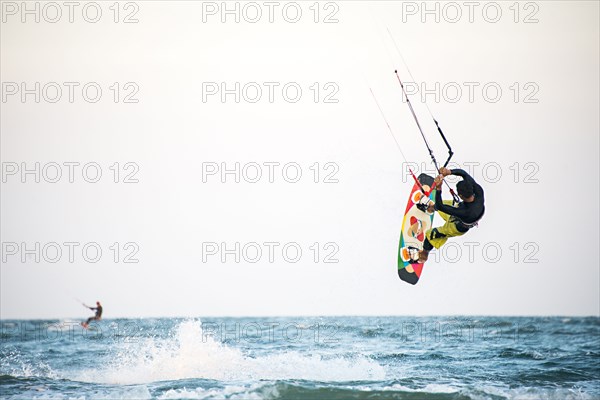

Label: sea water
[1,317,598,399]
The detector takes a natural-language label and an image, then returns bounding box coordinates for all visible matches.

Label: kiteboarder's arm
[433,175,452,212]
[433,177,472,219]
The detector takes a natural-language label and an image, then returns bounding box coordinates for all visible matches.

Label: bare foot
[418,250,429,263]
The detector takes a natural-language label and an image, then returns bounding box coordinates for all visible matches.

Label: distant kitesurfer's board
[398,174,436,285]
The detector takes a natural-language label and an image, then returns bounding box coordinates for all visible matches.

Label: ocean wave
[261,382,465,400]
[154,381,598,400]
[497,347,547,360]
[2,317,599,399]
[68,320,386,385]
[519,368,596,384]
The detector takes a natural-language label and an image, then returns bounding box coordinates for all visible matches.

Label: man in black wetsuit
[418,167,485,263]
[83,301,103,326]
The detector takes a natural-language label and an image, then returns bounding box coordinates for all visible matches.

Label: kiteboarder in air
[417,167,485,263]
[82,301,102,328]
[372,62,485,283]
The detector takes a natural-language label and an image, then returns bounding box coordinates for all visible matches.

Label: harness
[452,208,485,231]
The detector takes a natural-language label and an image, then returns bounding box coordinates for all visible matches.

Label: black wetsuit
[86,305,102,324]
[423,169,485,251]
[435,169,485,229]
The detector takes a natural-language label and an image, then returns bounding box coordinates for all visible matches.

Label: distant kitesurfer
[417,167,485,263]
[82,301,102,327]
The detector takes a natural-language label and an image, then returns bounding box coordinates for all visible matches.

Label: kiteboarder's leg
[436,200,454,222]
[85,316,100,325]
[420,221,467,261]
[419,201,460,262]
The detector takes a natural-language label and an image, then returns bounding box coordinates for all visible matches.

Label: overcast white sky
[1,1,598,319]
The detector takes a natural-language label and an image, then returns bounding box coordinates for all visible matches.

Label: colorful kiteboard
[398,173,436,285]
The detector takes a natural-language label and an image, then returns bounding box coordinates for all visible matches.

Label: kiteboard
[398,173,436,285]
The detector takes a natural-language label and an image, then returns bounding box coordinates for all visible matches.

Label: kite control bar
[434,118,454,169]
